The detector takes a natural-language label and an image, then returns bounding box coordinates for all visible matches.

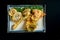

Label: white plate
[7,5,46,32]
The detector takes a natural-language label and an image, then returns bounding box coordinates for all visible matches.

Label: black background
[0,0,60,40]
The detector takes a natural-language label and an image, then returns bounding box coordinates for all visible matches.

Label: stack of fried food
[9,8,46,32]
[23,9,46,32]
[9,8,23,30]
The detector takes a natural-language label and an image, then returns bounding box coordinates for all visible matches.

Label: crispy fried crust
[9,8,17,16]
[12,17,23,30]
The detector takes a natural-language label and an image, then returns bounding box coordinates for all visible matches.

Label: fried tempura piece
[12,17,23,30]
[9,8,23,22]
[11,12,22,22]
[23,21,37,32]
[31,9,46,21]
[8,8,23,30]
[23,16,31,31]
[9,8,17,16]
[22,8,31,19]
[23,16,37,32]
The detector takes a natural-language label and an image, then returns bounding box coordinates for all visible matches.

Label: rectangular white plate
[7,5,46,33]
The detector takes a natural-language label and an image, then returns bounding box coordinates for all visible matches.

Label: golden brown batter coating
[11,12,22,22]
[22,8,31,20]
[9,8,17,16]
